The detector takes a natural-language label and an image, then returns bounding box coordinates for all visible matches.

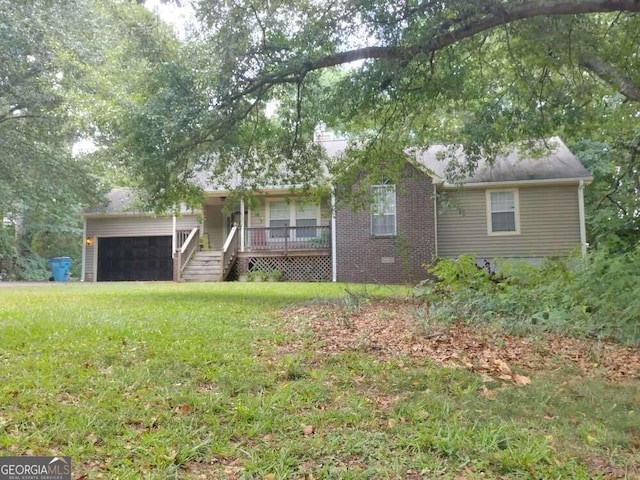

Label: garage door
[97,236,173,281]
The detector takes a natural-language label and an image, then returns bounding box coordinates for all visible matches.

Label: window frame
[371,183,397,237]
[486,188,520,236]
[265,198,321,240]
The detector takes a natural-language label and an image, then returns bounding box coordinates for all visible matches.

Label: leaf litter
[282,298,640,384]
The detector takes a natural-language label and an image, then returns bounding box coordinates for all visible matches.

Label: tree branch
[232,0,640,100]
[0,114,42,125]
[580,55,640,103]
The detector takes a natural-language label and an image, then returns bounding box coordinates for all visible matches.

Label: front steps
[181,251,222,281]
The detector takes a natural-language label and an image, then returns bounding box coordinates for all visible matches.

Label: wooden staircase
[181,251,223,281]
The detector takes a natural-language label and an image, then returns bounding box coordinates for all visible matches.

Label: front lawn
[0,283,637,479]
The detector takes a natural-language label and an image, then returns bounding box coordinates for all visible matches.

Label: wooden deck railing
[244,225,330,253]
[176,227,199,280]
[221,224,239,280]
[176,229,192,250]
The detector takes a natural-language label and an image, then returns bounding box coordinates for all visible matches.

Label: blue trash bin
[48,257,72,282]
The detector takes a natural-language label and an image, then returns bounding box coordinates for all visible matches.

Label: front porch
[174,194,333,282]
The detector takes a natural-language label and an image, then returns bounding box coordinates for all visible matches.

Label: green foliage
[572,139,640,250]
[0,1,177,277]
[429,254,494,293]
[418,252,640,344]
[111,0,640,217]
[12,254,49,281]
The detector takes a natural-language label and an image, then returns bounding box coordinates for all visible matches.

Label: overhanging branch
[235,0,640,98]
[580,56,640,103]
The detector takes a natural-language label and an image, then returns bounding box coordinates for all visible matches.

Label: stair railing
[221,224,239,281]
[176,227,199,281]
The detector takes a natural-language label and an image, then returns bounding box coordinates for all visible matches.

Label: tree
[572,139,640,250]
[112,0,640,208]
[0,0,176,278]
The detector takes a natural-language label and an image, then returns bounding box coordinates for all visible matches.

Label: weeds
[417,249,640,344]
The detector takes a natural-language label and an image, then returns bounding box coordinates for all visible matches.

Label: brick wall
[335,163,436,284]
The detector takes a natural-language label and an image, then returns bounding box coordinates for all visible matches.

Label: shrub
[416,251,640,345]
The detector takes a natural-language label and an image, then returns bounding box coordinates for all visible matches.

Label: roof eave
[438,176,594,189]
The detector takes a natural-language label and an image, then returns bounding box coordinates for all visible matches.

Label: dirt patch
[282,298,640,384]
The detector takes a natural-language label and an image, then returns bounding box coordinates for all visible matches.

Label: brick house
[81,137,591,284]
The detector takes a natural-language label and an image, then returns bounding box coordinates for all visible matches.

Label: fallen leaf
[148,416,158,429]
[302,425,314,436]
[492,358,512,374]
[513,373,531,386]
[173,404,191,415]
[281,298,640,384]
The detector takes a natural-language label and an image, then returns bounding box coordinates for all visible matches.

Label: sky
[144,0,194,39]
[73,1,193,157]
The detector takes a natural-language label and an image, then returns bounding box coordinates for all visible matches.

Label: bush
[416,251,640,345]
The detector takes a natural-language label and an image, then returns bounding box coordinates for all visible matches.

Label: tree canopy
[115,0,640,204]
[0,0,177,278]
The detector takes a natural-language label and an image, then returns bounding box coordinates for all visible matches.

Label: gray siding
[85,246,95,282]
[437,185,581,258]
[86,216,173,237]
[176,215,199,231]
[204,205,224,248]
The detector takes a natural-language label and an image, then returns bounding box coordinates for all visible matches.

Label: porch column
[331,189,337,282]
[171,214,177,258]
[81,217,87,282]
[240,197,245,252]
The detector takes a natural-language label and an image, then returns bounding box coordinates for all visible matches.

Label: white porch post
[578,180,587,256]
[81,217,87,282]
[433,191,438,258]
[240,197,245,252]
[331,189,337,282]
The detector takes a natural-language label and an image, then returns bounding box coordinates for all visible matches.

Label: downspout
[578,180,587,256]
[81,217,87,282]
[433,190,438,258]
[240,197,245,252]
[331,189,337,282]
[171,214,176,258]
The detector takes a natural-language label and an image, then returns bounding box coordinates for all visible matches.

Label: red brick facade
[335,163,436,284]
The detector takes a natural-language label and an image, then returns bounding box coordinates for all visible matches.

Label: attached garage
[97,236,173,281]
[82,189,201,282]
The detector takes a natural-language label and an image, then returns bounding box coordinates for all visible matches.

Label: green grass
[0,282,638,479]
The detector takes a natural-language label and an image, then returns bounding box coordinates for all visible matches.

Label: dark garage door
[97,236,173,281]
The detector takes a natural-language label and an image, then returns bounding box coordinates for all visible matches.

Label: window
[487,189,520,235]
[371,183,396,236]
[269,201,289,239]
[267,200,320,239]
[295,203,317,238]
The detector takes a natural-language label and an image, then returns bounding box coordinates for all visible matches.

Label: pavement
[0,281,67,287]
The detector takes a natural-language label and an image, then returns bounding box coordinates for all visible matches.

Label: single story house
[81,137,592,283]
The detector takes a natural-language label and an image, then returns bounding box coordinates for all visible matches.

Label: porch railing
[244,225,330,253]
[176,226,199,280]
[221,224,239,280]
[176,229,192,250]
